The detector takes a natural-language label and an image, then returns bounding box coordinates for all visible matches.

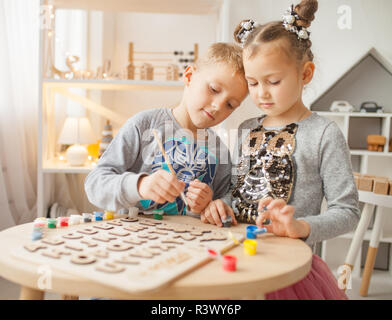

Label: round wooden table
[0,215,312,300]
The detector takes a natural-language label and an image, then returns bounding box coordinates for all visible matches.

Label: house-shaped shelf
[310,47,392,152]
[310,47,392,113]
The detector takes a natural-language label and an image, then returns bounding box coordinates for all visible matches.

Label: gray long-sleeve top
[84,108,232,215]
[228,112,360,246]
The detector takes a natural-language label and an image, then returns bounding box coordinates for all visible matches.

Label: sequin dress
[232,119,298,224]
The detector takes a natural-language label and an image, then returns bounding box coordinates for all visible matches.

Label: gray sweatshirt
[85,108,232,215]
[228,112,360,246]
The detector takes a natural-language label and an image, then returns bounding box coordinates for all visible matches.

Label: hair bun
[233,19,252,44]
[295,0,318,28]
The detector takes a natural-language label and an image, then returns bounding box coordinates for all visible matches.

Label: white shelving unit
[37,0,226,217]
[311,48,392,277]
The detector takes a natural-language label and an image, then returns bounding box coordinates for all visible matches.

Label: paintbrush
[152,129,189,208]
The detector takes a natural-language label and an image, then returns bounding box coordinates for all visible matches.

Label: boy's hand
[201,199,237,227]
[137,170,185,204]
[256,197,310,239]
[185,180,213,213]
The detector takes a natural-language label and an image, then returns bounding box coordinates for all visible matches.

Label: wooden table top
[0,215,312,299]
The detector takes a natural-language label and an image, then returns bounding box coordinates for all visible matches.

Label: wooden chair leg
[341,203,374,291]
[61,294,79,300]
[360,209,384,297]
[19,286,45,300]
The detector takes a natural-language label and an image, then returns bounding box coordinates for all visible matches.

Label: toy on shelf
[166,64,179,81]
[99,120,114,158]
[360,101,384,113]
[52,55,93,80]
[127,42,135,80]
[140,63,154,80]
[354,172,391,195]
[126,42,198,81]
[367,135,386,152]
[329,100,354,112]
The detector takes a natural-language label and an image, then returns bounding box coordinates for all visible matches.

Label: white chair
[342,190,392,296]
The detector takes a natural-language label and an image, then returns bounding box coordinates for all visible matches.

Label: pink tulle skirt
[266,254,348,300]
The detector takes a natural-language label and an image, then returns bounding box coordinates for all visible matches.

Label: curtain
[0,0,40,230]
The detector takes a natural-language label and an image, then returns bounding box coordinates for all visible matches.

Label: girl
[202,0,360,299]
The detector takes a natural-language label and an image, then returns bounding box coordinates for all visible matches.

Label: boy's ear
[302,61,315,85]
[183,65,196,86]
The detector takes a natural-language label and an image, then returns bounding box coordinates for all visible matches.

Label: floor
[1,270,391,300]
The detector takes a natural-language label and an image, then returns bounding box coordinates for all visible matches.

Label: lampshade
[58,117,96,145]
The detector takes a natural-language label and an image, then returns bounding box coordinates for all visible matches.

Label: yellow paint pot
[243,239,257,255]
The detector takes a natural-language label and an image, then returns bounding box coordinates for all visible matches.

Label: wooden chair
[342,190,392,296]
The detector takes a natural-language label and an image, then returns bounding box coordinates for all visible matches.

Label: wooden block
[389,181,392,195]
[373,179,389,195]
[358,177,373,192]
[354,176,359,189]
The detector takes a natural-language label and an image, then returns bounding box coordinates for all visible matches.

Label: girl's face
[243,41,305,118]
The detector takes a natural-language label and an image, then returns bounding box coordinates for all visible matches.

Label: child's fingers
[189,180,211,195]
[203,207,216,225]
[281,205,295,216]
[258,197,274,212]
[207,203,223,227]
[185,191,204,203]
[154,186,176,203]
[226,206,238,225]
[267,198,286,211]
[159,170,185,194]
[214,200,227,221]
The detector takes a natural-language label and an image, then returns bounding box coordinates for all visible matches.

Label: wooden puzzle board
[13,215,244,294]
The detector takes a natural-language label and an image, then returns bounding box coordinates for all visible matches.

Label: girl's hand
[185,180,213,213]
[201,199,237,227]
[256,197,310,239]
[137,170,185,204]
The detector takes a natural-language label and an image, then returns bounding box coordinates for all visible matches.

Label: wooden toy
[389,181,392,195]
[367,135,386,152]
[373,179,389,195]
[140,63,154,80]
[358,176,374,192]
[166,64,179,81]
[15,215,243,294]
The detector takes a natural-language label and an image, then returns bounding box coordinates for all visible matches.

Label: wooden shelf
[43,158,95,174]
[51,0,222,14]
[316,111,392,118]
[42,78,184,91]
[350,150,392,157]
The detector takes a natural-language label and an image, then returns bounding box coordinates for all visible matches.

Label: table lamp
[58,117,96,166]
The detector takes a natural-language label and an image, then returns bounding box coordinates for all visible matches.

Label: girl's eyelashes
[247,81,258,87]
[209,84,220,93]
[269,80,281,85]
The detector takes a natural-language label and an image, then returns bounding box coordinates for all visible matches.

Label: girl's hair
[234,0,318,64]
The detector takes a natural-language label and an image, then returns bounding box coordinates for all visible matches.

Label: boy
[85,43,248,220]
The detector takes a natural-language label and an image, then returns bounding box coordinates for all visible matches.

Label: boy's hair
[195,42,245,76]
[233,0,318,65]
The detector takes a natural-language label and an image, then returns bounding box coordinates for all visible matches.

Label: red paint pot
[222,255,237,272]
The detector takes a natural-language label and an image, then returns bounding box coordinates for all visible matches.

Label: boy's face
[183,63,248,129]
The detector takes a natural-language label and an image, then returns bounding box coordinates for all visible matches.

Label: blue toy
[246,225,267,239]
